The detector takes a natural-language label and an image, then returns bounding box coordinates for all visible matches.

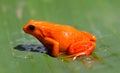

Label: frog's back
[40,21,78,32]
[44,22,92,42]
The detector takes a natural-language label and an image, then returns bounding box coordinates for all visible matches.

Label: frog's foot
[67,41,96,60]
[66,52,86,60]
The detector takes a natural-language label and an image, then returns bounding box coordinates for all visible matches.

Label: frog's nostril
[29,25,35,31]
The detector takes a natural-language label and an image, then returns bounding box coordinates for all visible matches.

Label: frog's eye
[29,25,35,31]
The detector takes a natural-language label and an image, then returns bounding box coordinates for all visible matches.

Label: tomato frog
[23,20,96,60]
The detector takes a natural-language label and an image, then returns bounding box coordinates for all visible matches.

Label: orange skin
[23,20,96,59]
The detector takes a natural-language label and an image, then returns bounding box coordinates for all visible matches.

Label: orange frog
[23,20,96,59]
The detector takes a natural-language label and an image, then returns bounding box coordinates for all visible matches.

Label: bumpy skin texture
[23,20,96,58]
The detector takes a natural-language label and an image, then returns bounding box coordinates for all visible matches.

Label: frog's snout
[23,25,29,33]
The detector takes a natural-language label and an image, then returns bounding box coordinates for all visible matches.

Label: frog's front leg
[44,37,59,57]
[67,41,96,60]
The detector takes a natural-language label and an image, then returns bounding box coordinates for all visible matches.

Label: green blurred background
[0,0,120,73]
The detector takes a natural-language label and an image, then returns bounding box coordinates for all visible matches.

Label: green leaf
[0,0,120,73]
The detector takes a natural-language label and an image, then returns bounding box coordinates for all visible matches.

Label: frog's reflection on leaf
[14,44,50,54]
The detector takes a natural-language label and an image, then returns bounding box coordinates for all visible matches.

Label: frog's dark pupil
[29,25,35,30]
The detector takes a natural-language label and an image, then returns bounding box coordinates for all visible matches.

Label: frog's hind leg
[67,41,96,60]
